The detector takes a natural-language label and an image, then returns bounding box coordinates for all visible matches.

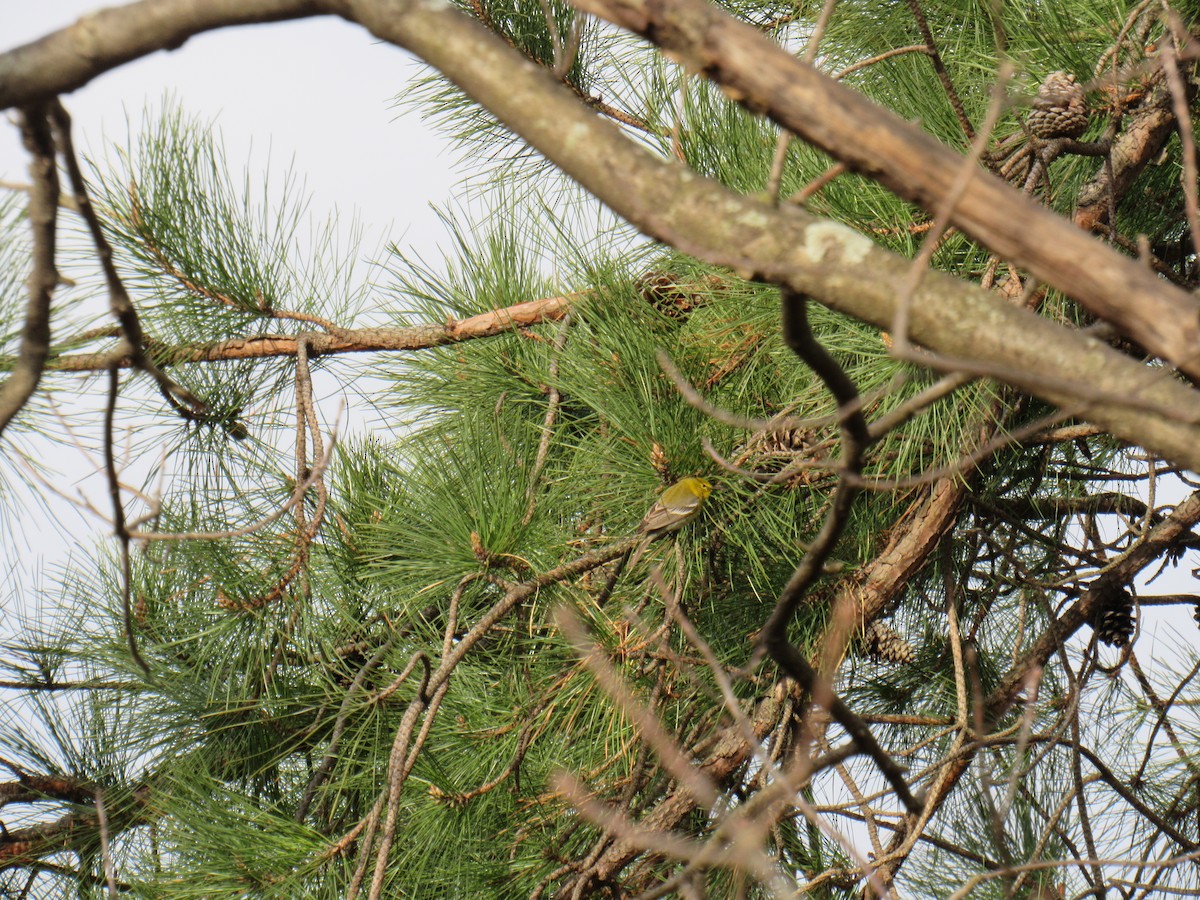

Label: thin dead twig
[1130,651,1200,782]
[764,0,838,203]
[358,541,635,898]
[524,313,572,524]
[661,574,891,894]
[889,61,1011,357]
[0,105,57,437]
[948,845,1200,900]
[130,434,337,542]
[1159,10,1200,265]
[294,631,403,824]
[49,102,205,421]
[904,0,974,139]
[558,606,719,809]
[834,45,931,81]
[102,366,149,676]
[93,788,117,899]
[758,289,922,816]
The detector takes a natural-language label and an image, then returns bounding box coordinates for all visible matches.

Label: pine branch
[572,0,1200,382]
[19,293,578,372]
[3,0,1200,465]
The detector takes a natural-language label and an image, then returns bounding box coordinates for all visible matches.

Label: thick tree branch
[568,0,1200,382]
[0,0,322,107]
[325,0,1200,468]
[1075,74,1177,233]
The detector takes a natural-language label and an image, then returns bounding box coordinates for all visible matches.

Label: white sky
[0,5,464,586]
[1,3,458,254]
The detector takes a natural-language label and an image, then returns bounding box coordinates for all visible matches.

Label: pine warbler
[624,477,712,574]
[638,477,712,537]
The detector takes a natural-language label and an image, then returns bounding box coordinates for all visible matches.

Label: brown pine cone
[861,620,916,665]
[1028,71,1088,139]
[636,271,722,320]
[734,424,816,473]
[1089,581,1135,647]
[747,425,814,458]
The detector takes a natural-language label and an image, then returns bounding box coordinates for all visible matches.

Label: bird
[594,477,714,604]
[627,476,712,572]
[637,476,712,537]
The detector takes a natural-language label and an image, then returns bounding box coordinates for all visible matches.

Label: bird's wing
[639,492,699,534]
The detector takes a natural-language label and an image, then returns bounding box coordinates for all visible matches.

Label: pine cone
[1089,581,1135,647]
[861,620,916,665]
[736,425,816,471]
[636,272,720,320]
[1028,71,1088,139]
[750,426,814,457]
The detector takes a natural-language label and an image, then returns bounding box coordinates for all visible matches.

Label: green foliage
[4,0,1199,897]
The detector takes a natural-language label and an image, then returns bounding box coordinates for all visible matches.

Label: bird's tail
[625,534,654,575]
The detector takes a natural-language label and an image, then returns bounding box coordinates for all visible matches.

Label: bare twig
[903,0,975,140]
[294,618,402,822]
[1159,10,1200,264]
[788,161,847,205]
[0,105,57,437]
[558,607,717,807]
[765,0,838,202]
[102,365,149,677]
[833,45,931,81]
[130,434,337,542]
[523,313,572,524]
[758,289,922,816]
[889,62,1011,356]
[356,540,635,898]
[48,101,206,421]
[93,788,118,899]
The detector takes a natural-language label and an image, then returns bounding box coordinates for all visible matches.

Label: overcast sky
[1,4,463,581]
[1,3,457,253]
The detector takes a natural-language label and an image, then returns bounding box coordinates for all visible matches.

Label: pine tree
[3,1,1200,897]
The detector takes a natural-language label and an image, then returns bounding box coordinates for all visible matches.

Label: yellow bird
[628,477,712,571]
[638,477,712,537]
